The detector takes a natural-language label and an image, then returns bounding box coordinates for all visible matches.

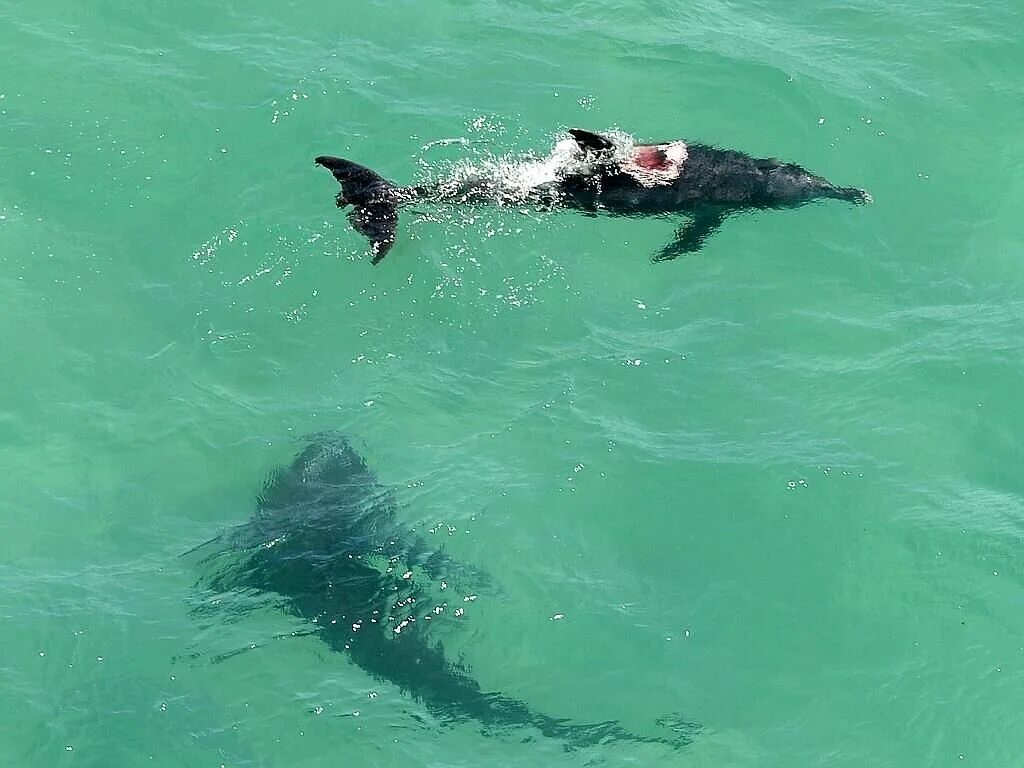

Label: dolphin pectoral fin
[652,210,726,262]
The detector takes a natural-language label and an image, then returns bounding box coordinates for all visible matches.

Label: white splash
[425,129,687,205]
[439,136,596,204]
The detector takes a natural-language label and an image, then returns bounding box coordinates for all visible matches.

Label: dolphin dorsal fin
[568,129,614,153]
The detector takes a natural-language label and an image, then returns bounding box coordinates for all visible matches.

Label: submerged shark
[193,432,699,750]
[314,127,871,264]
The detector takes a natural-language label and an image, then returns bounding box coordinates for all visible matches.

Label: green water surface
[2,1,1023,765]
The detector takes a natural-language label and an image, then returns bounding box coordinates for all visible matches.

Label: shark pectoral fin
[652,210,726,262]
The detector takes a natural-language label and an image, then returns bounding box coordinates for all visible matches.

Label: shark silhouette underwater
[191,432,700,750]
[314,127,871,264]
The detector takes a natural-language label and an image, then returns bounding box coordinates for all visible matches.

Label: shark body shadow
[191,433,700,751]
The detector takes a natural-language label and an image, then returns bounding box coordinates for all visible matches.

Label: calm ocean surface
[2,1,1023,765]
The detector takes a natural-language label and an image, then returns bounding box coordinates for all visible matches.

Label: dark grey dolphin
[192,433,699,750]
[314,127,871,263]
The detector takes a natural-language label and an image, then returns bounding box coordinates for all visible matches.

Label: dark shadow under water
[191,432,700,751]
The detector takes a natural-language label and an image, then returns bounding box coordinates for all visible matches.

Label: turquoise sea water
[3,0,1024,765]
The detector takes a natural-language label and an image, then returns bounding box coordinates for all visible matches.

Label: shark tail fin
[315,156,401,264]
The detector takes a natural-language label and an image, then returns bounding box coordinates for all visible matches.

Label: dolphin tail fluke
[315,156,402,264]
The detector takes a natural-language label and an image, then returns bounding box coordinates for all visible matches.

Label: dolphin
[314,127,871,263]
[192,432,699,750]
